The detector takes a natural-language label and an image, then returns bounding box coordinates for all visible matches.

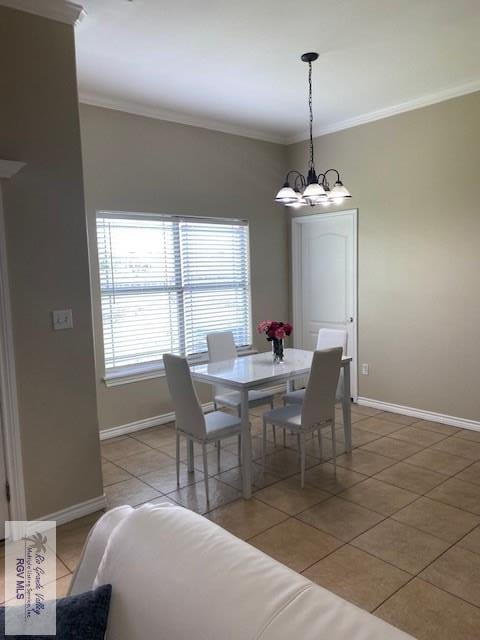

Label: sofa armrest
[92,503,415,640]
[68,506,133,596]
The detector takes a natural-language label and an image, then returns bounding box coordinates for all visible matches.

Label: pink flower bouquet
[256,320,293,362]
[256,320,293,341]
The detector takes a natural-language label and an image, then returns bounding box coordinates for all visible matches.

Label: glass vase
[272,338,284,363]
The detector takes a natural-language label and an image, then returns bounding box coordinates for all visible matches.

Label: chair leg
[300,432,306,488]
[331,423,337,474]
[213,401,218,411]
[297,433,301,461]
[283,428,286,448]
[217,440,221,473]
[237,433,242,466]
[262,418,268,467]
[268,398,276,446]
[187,438,194,473]
[176,430,180,486]
[202,443,210,506]
[317,428,323,460]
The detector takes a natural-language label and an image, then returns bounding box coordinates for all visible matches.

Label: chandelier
[275,52,351,209]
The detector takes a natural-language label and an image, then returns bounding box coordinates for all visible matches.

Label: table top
[190,348,351,389]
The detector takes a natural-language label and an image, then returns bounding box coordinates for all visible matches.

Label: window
[96,213,251,377]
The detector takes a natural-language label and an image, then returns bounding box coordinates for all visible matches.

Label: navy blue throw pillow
[1,583,112,639]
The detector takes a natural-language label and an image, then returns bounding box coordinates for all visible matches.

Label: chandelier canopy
[275,52,351,209]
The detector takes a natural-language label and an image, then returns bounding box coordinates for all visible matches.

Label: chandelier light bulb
[275,184,298,204]
[303,182,325,199]
[286,195,307,209]
[329,181,352,201]
[284,191,305,208]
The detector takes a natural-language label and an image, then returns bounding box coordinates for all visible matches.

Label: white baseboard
[357,397,480,432]
[99,385,287,441]
[39,494,107,526]
[99,402,215,440]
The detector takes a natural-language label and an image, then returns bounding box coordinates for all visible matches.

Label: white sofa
[70,503,414,640]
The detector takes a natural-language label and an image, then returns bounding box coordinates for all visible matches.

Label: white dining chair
[163,353,242,505]
[262,348,343,487]
[283,328,347,406]
[207,331,277,444]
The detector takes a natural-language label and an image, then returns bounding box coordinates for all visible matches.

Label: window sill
[103,348,258,388]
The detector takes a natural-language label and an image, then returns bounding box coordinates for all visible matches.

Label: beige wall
[288,92,480,421]
[0,8,103,517]
[79,104,289,430]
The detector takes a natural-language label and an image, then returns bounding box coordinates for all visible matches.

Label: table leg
[187,439,194,473]
[281,378,294,444]
[240,389,252,499]
[342,361,352,452]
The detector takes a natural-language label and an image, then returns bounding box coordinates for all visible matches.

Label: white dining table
[190,348,352,499]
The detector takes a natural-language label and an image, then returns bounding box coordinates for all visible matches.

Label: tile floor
[4,402,480,639]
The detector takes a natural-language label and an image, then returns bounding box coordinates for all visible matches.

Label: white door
[0,408,9,539]
[292,210,357,399]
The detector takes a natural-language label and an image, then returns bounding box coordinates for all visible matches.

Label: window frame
[94,211,254,386]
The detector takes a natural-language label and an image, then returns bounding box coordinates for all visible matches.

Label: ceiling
[75,0,480,144]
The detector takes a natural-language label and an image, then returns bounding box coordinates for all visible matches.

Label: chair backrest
[207,331,237,362]
[163,354,206,439]
[302,348,343,428]
[207,331,237,399]
[316,329,347,400]
[316,328,348,353]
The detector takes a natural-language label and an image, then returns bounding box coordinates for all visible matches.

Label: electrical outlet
[361,363,369,375]
[52,309,73,330]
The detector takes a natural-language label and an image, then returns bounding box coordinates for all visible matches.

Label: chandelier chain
[308,61,314,169]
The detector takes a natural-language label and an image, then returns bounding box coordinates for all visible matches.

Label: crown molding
[81,76,480,147]
[286,77,480,144]
[78,92,286,145]
[0,0,85,26]
[0,160,25,179]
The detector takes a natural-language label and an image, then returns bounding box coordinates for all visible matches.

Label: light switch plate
[361,363,369,375]
[52,309,73,330]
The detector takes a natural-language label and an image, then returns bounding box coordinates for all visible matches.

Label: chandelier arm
[294,173,306,191]
[285,169,305,186]
[323,168,340,185]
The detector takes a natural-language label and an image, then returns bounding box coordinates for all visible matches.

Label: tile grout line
[291,470,480,553]
[105,421,480,518]
[67,411,480,611]
[292,495,480,615]
[371,514,480,615]
[10,409,480,616]
[104,410,480,533]
[106,418,424,509]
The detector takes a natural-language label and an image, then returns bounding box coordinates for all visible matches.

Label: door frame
[291,208,358,400]
[0,163,27,525]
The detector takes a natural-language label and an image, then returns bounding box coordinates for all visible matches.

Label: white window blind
[96,213,251,372]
